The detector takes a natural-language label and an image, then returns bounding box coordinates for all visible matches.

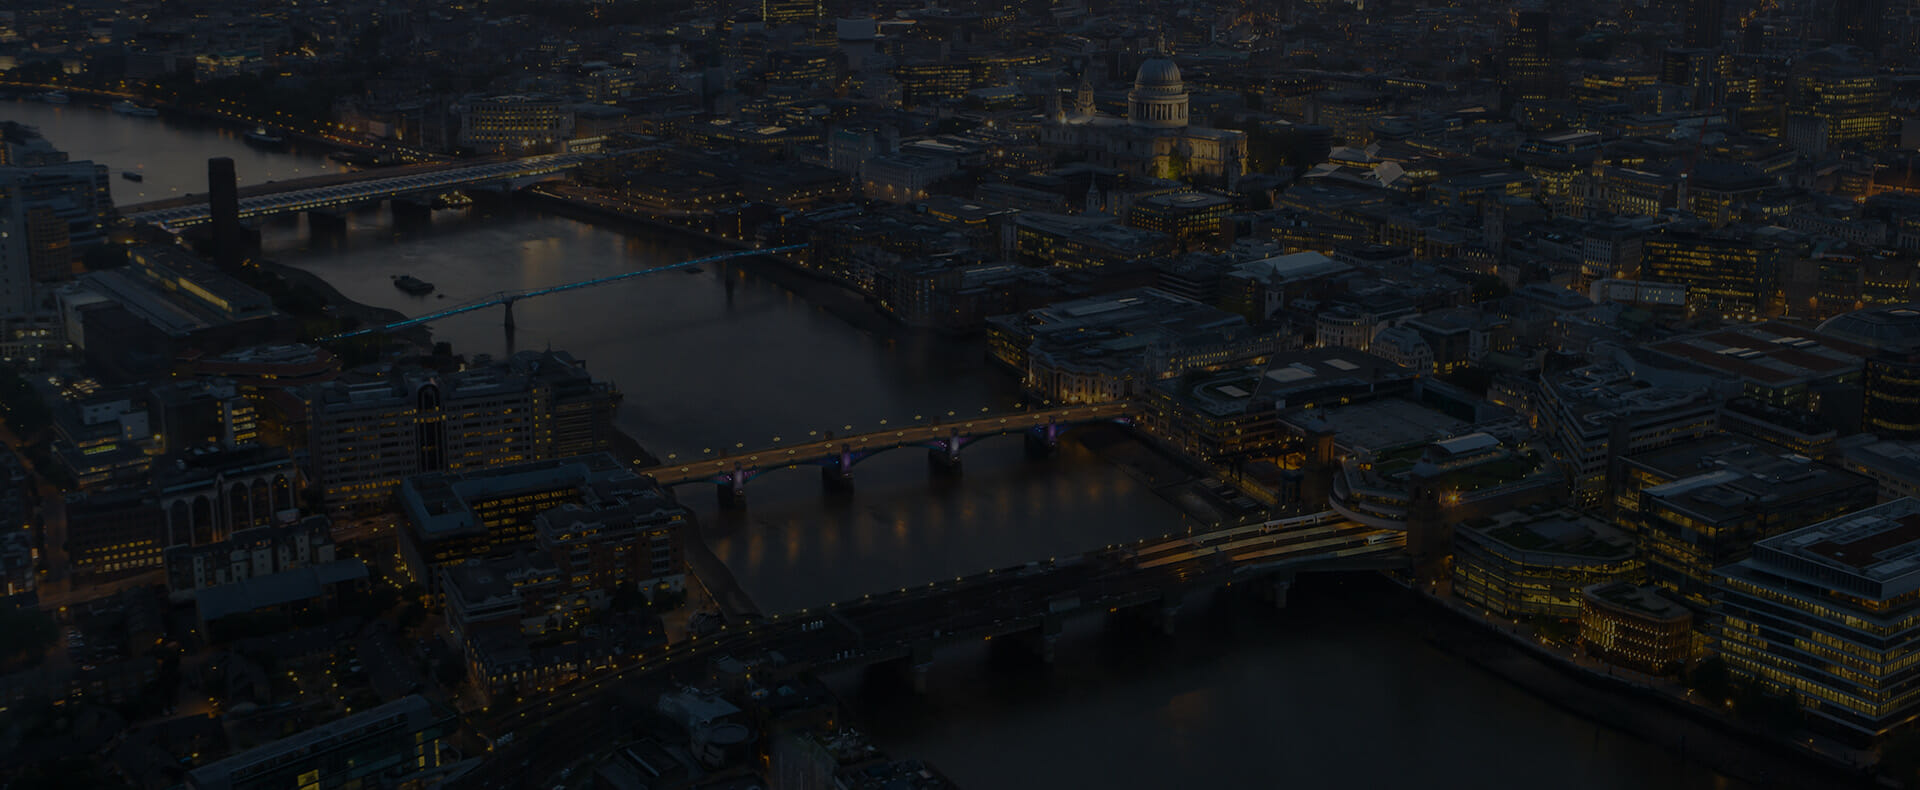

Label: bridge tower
[822,444,855,491]
[928,429,963,474]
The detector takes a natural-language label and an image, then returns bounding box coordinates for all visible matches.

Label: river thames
[7,97,1746,789]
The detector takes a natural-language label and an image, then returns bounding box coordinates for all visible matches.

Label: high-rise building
[1500,10,1557,106]
[761,0,821,27]
[1683,0,1725,49]
[1864,352,1920,439]
[1829,0,1886,51]
[0,162,113,317]
[1714,498,1920,739]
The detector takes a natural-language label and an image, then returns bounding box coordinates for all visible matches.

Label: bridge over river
[457,512,1407,789]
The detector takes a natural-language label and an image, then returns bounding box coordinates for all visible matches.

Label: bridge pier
[502,300,517,331]
[307,208,349,235]
[391,195,433,226]
[1036,614,1063,664]
[1150,591,1183,636]
[820,465,854,492]
[1023,429,1059,459]
[1265,573,1295,608]
[821,445,855,492]
[928,432,963,475]
[716,466,747,509]
[910,642,934,694]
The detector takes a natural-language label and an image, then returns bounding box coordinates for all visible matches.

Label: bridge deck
[122,152,596,228]
[636,402,1136,485]
[114,158,494,215]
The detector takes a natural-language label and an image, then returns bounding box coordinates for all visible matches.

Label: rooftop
[1584,582,1689,619]
[195,559,368,622]
[1757,499,1920,592]
[1645,322,1877,388]
[1629,437,1870,524]
[1467,509,1634,560]
[1302,397,1467,456]
[401,453,642,538]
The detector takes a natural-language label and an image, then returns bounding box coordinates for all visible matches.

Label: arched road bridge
[638,401,1138,504]
[323,245,807,340]
[119,152,599,230]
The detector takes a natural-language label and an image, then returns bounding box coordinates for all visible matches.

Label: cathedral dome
[1134,57,1183,90]
[1127,55,1189,128]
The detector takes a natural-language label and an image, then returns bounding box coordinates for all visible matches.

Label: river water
[11,97,1747,790]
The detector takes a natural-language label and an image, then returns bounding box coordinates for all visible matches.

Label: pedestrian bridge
[637,401,1138,502]
[119,152,598,229]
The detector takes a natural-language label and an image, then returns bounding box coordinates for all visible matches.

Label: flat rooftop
[1312,398,1467,455]
[1763,499,1920,583]
[1646,322,1877,388]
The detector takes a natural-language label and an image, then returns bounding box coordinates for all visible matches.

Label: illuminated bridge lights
[123,153,601,229]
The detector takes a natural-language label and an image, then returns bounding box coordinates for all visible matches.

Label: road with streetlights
[635,401,1136,486]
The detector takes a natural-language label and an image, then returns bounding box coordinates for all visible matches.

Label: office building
[1616,437,1876,608]
[457,95,574,155]
[304,351,619,523]
[761,0,821,27]
[64,489,167,577]
[398,453,683,592]
[1500,10,1556,106]
[1580,582,1693,676]
[536,499,687,603]
[1641,229,1781,321]
[1453,509,1643,619]
[1128,192,1231,246]
[1533,365,1719,508]
[1839,437,1920,503]
[986,288,1292,404]
[1683,0,1724,49]
[1864,352,1920,440]
[1787,70,1893,156]
[1639,321,1878,418]
[1714,499,1920,739]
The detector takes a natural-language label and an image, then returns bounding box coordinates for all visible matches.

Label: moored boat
[112,100,159,117]
[393,275,435,296]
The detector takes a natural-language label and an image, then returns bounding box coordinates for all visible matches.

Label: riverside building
[1714,499,1920,740]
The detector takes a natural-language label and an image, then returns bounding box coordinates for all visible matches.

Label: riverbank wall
[1409,583,1881,789]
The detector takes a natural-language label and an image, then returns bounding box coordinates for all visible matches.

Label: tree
[1878,729,1920,788]
[1686,656,1733,704]
[609,583,645,613]
[0,603,56,670]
